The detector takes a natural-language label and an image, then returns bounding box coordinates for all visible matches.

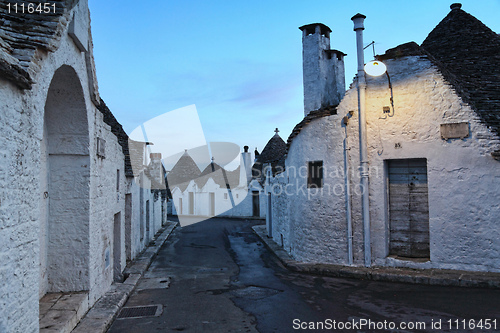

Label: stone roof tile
[96,98,135,176]
[0,0,78,89]
[421,5,500,138]
[166,152,201,192]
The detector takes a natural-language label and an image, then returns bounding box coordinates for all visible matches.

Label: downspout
[265,165,273,237]
[352,13,371,267]
[343,116,353,266]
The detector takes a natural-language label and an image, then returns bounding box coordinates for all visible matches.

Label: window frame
[307,160,323,188]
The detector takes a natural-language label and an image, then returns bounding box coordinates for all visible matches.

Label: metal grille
[117,305,161,319]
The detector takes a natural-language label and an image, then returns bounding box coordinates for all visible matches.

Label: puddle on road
[230,286,281,300]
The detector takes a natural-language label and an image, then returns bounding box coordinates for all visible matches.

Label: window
[224,193,228,200]
[307,161,323,188]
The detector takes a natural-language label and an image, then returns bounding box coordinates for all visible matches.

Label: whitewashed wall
[270,114,348,264]
[0,1,165,332]
[277,54,500,272]
[341,56,500,272]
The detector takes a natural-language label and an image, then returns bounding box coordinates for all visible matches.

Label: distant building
[271,4,500,273]
[168,131,286,222]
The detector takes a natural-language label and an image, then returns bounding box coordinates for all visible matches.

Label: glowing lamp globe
[364,60,387,76]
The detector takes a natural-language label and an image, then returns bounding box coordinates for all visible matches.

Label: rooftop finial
[450,3,462,10]
[275,128,279,135]
[211,156,215,162]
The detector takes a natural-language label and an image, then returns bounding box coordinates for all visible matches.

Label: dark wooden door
[252,191,260,217]
[388,159,430,258]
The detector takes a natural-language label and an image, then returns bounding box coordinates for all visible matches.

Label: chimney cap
[150,153,162,159]
[450,3,462,10]
[299,23,332,35]
[351,13,367,21]
[244,146,249,152]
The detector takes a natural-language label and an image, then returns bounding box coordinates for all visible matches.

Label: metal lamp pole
[351,13,371,267]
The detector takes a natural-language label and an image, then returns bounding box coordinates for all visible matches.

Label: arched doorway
[40,65,90,297]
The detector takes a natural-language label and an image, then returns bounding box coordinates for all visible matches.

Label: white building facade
[271,5,500,273]
[0,1,166,332]
[168,140,287,224]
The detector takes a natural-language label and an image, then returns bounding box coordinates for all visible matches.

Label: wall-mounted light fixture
[365,58,395,118]
[364,60,387,77]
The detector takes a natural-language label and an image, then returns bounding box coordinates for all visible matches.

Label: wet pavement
[106,217,500,332]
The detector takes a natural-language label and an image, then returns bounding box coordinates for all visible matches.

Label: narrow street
[107,218,500,333]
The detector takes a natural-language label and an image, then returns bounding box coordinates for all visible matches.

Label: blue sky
[88,0,500,163]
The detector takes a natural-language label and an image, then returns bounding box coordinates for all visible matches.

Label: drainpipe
[342,118,354,266]
[352,13,371,267]
[265,165,272,237]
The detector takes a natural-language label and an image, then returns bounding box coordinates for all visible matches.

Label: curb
[71,221,178,333]
[252,225,500,289]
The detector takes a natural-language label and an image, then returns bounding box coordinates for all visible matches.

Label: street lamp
[364,60,387,77]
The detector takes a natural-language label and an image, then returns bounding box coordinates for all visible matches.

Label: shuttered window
[307,161,323,188]
[388,159,430,258]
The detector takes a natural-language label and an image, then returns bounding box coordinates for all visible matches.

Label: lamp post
[351,13,371,267]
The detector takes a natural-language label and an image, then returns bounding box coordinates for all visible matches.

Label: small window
[224,193,228,200]
[307,161,323,188]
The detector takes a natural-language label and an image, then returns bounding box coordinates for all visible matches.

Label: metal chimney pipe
[351,13,371,267]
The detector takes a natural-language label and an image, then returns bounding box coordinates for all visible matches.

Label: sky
[87,0,500,169]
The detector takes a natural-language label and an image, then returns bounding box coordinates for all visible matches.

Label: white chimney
[299,23,346,116]
[239,146,252,187]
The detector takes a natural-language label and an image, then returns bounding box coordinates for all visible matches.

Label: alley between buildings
[107,218,500,333]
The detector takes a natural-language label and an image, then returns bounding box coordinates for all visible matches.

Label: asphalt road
[107,217,500,333]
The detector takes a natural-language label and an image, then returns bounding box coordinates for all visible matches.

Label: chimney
[299,23,346,116]
[149,153,165,189]
[150,153,162,160]
[239,146,253,187]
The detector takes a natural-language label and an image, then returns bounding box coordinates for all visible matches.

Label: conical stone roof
[421,4,500,137]
[166,151,201,191]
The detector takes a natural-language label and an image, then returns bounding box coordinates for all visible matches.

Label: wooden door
[252,191,260,217]
[209,193,215,216]
[388,159,430,258]
[189,192,194,215]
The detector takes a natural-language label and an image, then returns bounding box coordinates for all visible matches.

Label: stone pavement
[40,292,89,333]
[252,225,500,289]
[62,221,179,333]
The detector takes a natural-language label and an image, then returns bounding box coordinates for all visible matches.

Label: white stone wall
[270,175,290,249]
[342,56,500,272]
[0,1,164,331]
[271,114,348,264]
[0,76,40,333]
[172,179,255,218]
[218,187,254,218]
[88,108,126,301]
[125,177,160,261]
[278,54,500,272]
[0,3,101,330]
